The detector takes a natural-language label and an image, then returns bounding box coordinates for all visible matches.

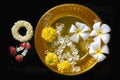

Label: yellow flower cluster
[45,52,58,66]
[41,26,57,42]
[57,61,71,73]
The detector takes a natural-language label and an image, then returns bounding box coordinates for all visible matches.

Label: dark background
[1,0,114,80]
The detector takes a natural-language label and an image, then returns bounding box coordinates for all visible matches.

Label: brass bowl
[34,3,102,76]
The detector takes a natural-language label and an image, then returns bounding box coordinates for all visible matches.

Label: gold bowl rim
[34,3,102,76]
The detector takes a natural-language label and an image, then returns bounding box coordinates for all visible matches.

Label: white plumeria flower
[69,22,90,43]
[90,22,111,44]
[89,40,109,62]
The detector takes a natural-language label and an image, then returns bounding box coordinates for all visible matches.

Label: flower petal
[91,53,98,60]
[93,36,101,41]
[97,54,106,62]
[89,46,96,53]
[101,24,111,33]
[70,34,79,43]
[69,24,77,33]
[93,22,101,30]
[90,39,101,49]
[90,30,97,36]
[102,45,109,54]
[101,34,110,44]
[82,24,90,32]
[75,22,84,30]
[80,33,90,41]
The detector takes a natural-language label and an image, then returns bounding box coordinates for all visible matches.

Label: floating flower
[90,22,111,44]
[41,26,57,42]
[71,65,81,72]
[63,52,73,61]
[45,52,58,66]
[57,61,71,73]
[56,23,64,35]
[89,40,109,62]
[42,21,111,73]
[69,22,90,43]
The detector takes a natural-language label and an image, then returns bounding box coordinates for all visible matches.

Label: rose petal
[70,34,79,43]
[102,45,109,54]
[97,54,106,62]
[15,55,23,62]
[101,34,110,44]
[90,30,97,36]
[9,46,16,56]
[69,24,77,33]
[80,33,90,41]
[93,22,101,30]
[101,24,111,33]
[25,42,31,49]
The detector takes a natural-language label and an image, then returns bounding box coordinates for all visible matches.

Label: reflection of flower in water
[89,40,109,62]
[69,22,90,43]
[90,22,111,44]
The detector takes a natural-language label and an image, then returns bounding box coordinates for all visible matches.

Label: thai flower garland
[9,20,33,62]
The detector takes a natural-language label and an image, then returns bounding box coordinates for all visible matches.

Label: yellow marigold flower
[45,52,58,66]
[57,61,71,73]
[41,26,57,42]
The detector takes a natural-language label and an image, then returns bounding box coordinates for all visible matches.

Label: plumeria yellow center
[76,29,82,34]
[97,30,102,35]
[45,52,58,66]
[41,26,57,42]
[57,61,71,73]
[95,48,102,55]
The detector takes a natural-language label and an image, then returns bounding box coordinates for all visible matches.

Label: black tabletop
[2,0,114,80]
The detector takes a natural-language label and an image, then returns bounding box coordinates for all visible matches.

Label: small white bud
[21,49,28,56]
[16,46,24,52]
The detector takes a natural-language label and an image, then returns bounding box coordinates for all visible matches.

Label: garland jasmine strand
[9,20,33,62]
[11,20,33,42]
